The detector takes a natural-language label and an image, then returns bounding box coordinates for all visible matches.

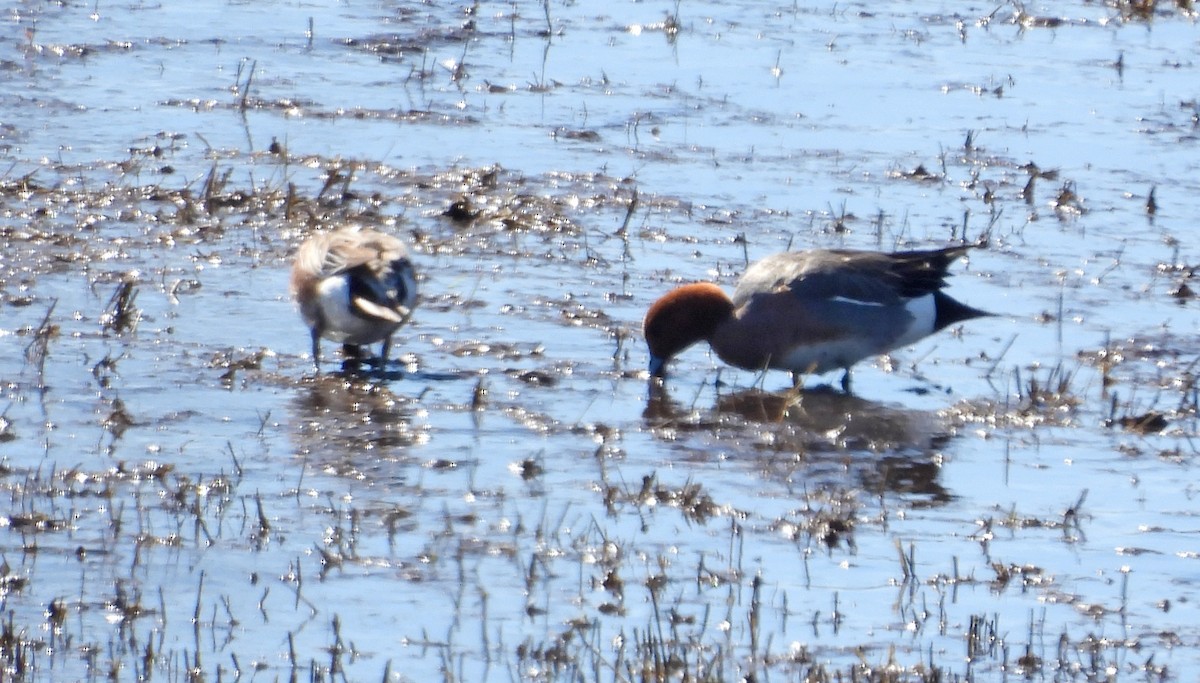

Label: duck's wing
[326,233,418,323]
[717,246,980,372]
[350,268,416,323]
[734,246,973,304]
[731,251,927,354]
[733,251,906,307]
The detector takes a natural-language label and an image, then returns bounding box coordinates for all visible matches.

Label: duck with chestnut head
[643,245,988,391]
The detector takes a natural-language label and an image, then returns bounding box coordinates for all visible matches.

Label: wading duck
[290,227,418,373]
[643,245,988,390]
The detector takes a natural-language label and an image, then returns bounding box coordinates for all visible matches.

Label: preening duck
[290,228,418,373]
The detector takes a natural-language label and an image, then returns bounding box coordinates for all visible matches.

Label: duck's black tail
[933,290,991,331]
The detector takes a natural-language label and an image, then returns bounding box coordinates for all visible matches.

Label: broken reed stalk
[192,570,205,666]
[748,574,762,663]
[983,334,1017,380]
[24,299,59,388]
[895,538,915,581]
[284,182,296,221]
[617,185,639,235]
[254,493,271,547]
[201,162,233,214]
[737,231,749,267]
[101,280,140,334]
[316,163,343,202]
[239,60,256,112]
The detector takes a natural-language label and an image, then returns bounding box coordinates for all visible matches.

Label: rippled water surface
[3,1,1200,681]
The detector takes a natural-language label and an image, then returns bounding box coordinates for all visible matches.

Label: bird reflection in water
[291,374,430,481]
[644,382,954,506]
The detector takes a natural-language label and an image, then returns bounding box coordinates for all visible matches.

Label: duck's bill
[648,355,667,378]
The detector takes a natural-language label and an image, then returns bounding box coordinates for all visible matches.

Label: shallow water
[2,1,1200,681]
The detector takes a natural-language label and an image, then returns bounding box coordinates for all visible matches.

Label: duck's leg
[840,368,853,393]
[791,371,804,389]
[310,328,323,372]
[341,343,366,372]
[377,336,393,377]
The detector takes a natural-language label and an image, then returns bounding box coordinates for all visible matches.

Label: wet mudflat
[2,1,1200,680]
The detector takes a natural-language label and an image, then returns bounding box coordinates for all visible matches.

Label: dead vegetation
[0,124,1191,683]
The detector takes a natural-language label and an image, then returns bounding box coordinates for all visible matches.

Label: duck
[643,245,989,390]
[290,227,418,373]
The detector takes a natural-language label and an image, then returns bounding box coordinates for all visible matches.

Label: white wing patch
[829,295,888,308]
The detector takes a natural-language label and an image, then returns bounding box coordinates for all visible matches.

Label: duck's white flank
[893,293,937,347]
